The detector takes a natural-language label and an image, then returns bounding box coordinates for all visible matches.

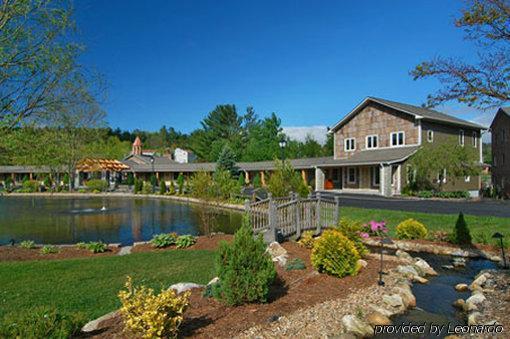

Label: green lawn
[0,250,215,320]
[340,206,510,244]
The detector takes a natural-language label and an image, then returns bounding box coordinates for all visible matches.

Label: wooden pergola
[76,158,129,173]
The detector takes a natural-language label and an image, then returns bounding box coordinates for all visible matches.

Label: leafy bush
[238,174,246,187]
[336,218,368,256]
[85,179,108,192]
[159,180,167,195]
[212,216,276,305]
[212,169,241,200]
[134,178,143,193]
[118,276,190,339]
[311,229,360,278]
[252,173,262,188]
[21,180,39,193]
[150,174,158,188]
[86,241,108,253]
[189,171,213,198]
[267,160,309,197]
[453,212,472,246]
[40,245,59,254]
[177,173,185,194]
[417,190,434,198]
[76,242,87,249]
[19,240,36,249]
[151,233,178,248]
[395,219,428,240]
[297,230,315,249]
[141,181,153,194]
[0,306,86,338]
[168,181,176,195]
[126,172,135,186]
[285,258,306,271]
[176,235,196,248]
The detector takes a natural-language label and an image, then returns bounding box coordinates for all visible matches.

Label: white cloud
[282,125,328,145]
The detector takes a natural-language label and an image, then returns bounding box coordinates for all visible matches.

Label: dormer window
[344,138,356,152]
[366,135,378,149]
[390,131,405,147]
[427,130,434,143]
[459,130,465,146]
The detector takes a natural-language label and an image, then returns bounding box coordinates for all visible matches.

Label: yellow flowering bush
[297,230,315,249]
[395,219,428,240]
[118,276,190,339]
[311,229,360,278]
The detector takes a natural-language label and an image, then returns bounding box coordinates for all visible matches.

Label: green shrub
[417,190,434,198]
[168,181,176,195]
[177,173,185,194]
[21,180,39,193]
[75,242,87,249]
[297,230,315,249]
[134,178,143,193]
[285,258,306,271]
[189,172,213,198]
[141,181,153,194]
[151,233,178,248]
[43,176,52,190]
[85,179,108,192]
[395,219,429,240]
[212,169,241,200]
[336,217,368,256]
[86,241,108,253]
[126,172,135,186]
[267,160,309,197]
[176,235,196,248]
[311,229,360,278]
[238,174,246,187]
[40,245,59,254]
[19,240,36,249]
[212,216,276,305]
[159,180,167,195]
[0,306,86,339]
[252,173,261,188]
[453,212,472,246]
[150,174,158,188]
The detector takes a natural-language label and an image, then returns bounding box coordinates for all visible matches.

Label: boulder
[413,258,438,276]
[383,294,404,308]
[468,312,481,326]
[341,314,374,338]
[489,255,502,262]
[357,259,368,268]
[465,293,486,311]
[452,258,466,267]
[454,283,469,292]
[82,311,119,333]
[397,265,419,278]
[451,249,470,257]
[395,250,413,262]
[266,242,288,267]
[169,282,203,294]
[412,275,428,284]
[395,286,416,308]
[452,299,465,310]
[366,312,391,326]
[470,274,487,290]
[369,305,395,318]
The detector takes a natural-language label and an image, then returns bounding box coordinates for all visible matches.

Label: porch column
[301,169,307,184]
[260,171,266,186]
[244,171,249,184]
[380,165,392,197]
[29,173,33,180]
[315,167,325,191]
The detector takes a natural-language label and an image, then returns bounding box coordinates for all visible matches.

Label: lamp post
[378,237,394,286]
[492,232,508,269]
[279,137,287,161]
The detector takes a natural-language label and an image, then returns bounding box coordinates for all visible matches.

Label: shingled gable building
[0,97,486,197]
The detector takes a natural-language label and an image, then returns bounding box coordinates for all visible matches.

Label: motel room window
[459,130,465,146]
[427,130,434,143]
[472,131,477,147]
[371,166,380,186]
[347,167,357,184]
[366,135,378,149]
[344,138,356,152]
[390,131,405,147]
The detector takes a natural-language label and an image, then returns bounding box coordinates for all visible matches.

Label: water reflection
[0,196,242,245]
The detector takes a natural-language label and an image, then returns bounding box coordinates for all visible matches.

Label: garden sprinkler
[378,237,394,286]
[492,232,508,269]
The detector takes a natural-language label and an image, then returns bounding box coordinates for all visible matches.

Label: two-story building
[491,107,510,198]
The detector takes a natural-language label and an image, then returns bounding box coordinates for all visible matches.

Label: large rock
[357,259,368,268]
[341,314,374,338]
[82,311,119,333]
[452,257,466,268]
[366,312,391,326]
[383,294,404,308]
[470,274,488,290]
[395,286,416,308]
[397,265,419,278]
[395,250,413,263]
[412,275,428,284]
[468,312,482,326]
[452,299,465,309]
[266,242,288,267]
[454,283,469,292]
[465,293,486,309]
[169,282,203,294]
[413,258,438,276]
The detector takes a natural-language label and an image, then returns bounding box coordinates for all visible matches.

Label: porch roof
[0,166,54,174]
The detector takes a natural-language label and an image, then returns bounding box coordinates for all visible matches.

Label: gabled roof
[330,97,486,132]
[490,107,510,128]
[500,107,510,117]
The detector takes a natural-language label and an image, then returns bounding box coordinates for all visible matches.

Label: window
[427,130,434,143]
[472,131,477,147]
[347,167,357,184]
[390,131,405,147]
[465,176,471,183]
[371,166,380,186]
[366,135,378,149]
[459,130,465,146]
[344,138,356,152]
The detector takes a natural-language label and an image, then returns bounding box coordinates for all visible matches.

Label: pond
[0,196,243,246]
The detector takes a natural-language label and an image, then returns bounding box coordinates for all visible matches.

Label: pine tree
[216,144,239,177]
[159,180,167,195]
[238,174,246,187]
[454,212,472,246]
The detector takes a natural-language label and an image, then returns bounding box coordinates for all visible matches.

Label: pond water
[0,196,243,245]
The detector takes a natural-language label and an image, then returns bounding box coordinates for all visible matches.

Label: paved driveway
[317,192,510,218]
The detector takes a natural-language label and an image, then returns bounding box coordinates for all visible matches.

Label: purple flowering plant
[358,220,388,239]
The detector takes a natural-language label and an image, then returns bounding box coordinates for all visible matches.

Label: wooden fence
[245,192,340,242]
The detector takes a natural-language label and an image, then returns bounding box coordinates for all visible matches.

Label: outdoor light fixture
[492,232,508,269]
[279,137,287,161]
[378,237,394,286]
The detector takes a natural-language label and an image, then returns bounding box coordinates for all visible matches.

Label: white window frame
[390,131,405,147]
[465,176,471,183]
[427,130,434,143]
[472,131,477,148]
[344,138,356,152]
[347,167,357,184]
[365,135,378,150]
[459,130,465,146]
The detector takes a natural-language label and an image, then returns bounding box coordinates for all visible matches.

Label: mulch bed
[131,234,234,253]
[88,241,396,338]
[0,246,119,262]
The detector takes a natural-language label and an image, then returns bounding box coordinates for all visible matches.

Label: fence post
[334,196,340,226]
[315,191,322,235]
[265,193,277,243]
[295,196,301,238]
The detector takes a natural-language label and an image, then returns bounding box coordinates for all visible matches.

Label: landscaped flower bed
[0,244,120,262]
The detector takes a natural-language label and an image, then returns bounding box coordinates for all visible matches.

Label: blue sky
[75,0,491,138]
